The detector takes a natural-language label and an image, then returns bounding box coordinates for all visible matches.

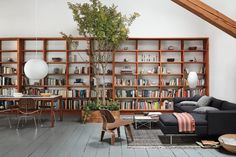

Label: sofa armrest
[207,110,236,135]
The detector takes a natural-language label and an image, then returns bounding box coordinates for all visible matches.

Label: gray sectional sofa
[159,95,236,136]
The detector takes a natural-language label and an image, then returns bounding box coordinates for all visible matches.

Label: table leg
[51,100,54,127]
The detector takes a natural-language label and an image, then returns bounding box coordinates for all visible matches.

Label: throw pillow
[179,101,198,106]
[197,95,212,107]
[193,106,219,114]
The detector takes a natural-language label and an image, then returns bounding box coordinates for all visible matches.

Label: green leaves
[67,0,139,50]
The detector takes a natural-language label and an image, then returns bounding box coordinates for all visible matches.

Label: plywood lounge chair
[100,109,134,145]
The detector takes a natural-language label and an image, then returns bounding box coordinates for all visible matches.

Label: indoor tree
[62,0,139,105]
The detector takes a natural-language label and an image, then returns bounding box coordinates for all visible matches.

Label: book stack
[115,77,136,86]
[0,88,16,96]
[44,89,67,97]
[47,78,66,86]
[120,66,132,74]
[0,66,16,74]
[0,76,16,85]
[71,89,89,98]
[197,79,205,86]
[138,90,159,97]
[116,89,136,98]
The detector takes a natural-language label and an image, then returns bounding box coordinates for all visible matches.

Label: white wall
[0,0,236,101]
[202,0,236,102]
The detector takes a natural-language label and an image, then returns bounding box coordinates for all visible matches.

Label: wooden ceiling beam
[172,0,236,38]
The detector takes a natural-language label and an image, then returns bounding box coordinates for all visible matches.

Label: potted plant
[61,0,139,105]
[82,99,120,123]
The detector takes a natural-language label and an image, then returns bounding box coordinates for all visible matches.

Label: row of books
[0,76,16,85]
[47,78,66,86]
[63,100,87,110]
[184,78,205,86]
[116,90,136,98]
[183,89,206,97]
[138,79,155,86]
[68,89,89,98]
[0,66,16,74]
[137,90,159,97]
[160,89,182,97]
[0,100,14,109]
[120,100,173,110]
[160,78,182,86]
[0,88,16,96]
[91,89,112,98]
[115,78,136,86]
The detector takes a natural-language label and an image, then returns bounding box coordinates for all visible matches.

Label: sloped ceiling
[172,0,236,38]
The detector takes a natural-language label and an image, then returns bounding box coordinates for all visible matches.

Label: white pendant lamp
[24,58,48,81]
[24,0,48,81]
[187,71,198,88]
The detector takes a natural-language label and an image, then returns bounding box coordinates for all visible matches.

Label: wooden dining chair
[100,109,134,145]
[16,98,40,129]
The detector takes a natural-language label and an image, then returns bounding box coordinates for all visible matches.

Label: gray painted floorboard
[0,120,234,157]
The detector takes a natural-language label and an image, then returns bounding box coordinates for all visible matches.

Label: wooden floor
[0,117,235,157]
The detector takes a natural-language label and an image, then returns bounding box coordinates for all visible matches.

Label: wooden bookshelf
[0,37,209,114]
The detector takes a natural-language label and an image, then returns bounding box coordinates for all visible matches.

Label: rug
[126,125,201,148]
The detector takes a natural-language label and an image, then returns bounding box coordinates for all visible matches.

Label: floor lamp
[187,72,198,97]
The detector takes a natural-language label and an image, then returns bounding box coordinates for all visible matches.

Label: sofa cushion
[193,106,219,114]
[177,105,199,113]
[208,97,224,109]
[159,113,207,126]
[191,95,202,101]
[180,101,198,105]
[173,95,201,104]
[197,96,212,107]
[221,101,236,110]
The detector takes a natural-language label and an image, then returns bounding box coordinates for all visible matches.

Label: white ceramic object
[187,71,198,88]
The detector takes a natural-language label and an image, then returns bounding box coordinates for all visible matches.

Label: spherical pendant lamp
[187,72,198,88]
[24,58,48,80]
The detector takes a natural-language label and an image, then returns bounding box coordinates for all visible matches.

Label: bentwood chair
[16,98,40,129]
[100,109,134,145]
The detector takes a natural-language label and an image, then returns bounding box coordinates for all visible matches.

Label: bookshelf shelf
[0,37,209,114]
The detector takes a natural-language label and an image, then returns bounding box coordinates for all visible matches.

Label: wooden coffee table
[133,113,161,129]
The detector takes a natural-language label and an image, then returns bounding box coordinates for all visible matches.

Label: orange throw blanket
[173,112,195,133]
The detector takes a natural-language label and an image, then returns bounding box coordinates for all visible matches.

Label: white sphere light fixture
[187,71,198,88]
[24,58,48,80]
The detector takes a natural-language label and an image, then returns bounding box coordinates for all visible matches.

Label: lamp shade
[187,72,198,88]
[24,58,48,80]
